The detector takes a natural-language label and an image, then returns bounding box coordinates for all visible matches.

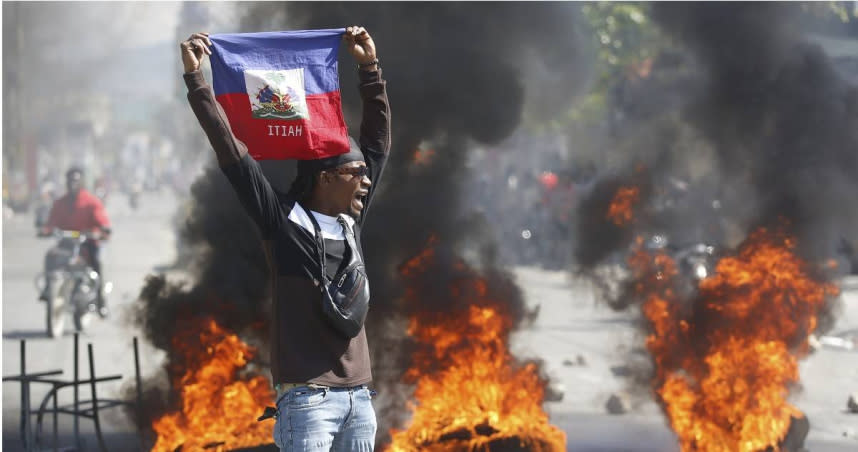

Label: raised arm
[344,27,391,158]
[181,32,248,167]
[180,32,284,238]
[343,26,391,223]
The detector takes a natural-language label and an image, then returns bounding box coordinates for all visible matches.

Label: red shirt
[46,189,110,233]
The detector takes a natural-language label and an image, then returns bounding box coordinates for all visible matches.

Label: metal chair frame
[2,334,144,452]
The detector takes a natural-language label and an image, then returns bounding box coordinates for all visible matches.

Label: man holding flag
[181,25,390,451]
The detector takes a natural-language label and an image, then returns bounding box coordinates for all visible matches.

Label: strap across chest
[305,212,361,286]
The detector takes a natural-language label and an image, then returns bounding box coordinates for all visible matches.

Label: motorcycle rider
[39,167,111,318]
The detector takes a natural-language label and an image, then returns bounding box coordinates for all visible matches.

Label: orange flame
[413,148,436,166]
[151,317,273,452]
[388,241,566,451]
[607,186,640,226]
[632,228,838,451]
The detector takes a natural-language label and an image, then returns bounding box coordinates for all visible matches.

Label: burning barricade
[150,316,273,452]
[632,227,837,451]
[584,181,842,452]
[388,238,566,452]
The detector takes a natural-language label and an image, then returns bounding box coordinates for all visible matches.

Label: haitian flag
[209,29,349,160]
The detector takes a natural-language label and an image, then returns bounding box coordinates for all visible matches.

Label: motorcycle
[644,234,719,297]
[35,231,112,338]
[674,242,718,296]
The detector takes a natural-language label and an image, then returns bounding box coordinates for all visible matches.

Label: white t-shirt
[288,202,355,240]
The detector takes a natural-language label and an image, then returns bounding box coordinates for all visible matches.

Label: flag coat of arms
[209,29,350,160]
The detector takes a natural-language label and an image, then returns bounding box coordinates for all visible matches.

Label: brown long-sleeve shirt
[184,68,391,387]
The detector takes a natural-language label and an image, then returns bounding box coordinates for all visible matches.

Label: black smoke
[571,0,856,420]
[652,2,858,259]
[132,1,590,447]
[575,2,858,274]
[129,166,274,439]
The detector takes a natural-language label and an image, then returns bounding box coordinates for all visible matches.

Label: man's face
[321,161,371,217]
[66,173,82,194]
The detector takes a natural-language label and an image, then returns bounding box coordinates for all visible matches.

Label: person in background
[39,167,112,318]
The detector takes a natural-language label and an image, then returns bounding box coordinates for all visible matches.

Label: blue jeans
[273,385,377,451]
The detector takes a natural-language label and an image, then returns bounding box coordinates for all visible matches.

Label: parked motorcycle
[35,231,112,338]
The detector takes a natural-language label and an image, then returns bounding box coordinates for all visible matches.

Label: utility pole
[3,2,39,201]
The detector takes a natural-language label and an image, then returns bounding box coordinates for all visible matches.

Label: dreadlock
[287,172,318,202]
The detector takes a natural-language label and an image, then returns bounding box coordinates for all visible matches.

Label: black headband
[296,136,365,175]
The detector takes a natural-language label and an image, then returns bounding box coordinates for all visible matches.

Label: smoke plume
[655,3,858,258]
[576,2,858,274]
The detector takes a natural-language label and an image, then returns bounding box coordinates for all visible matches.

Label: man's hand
[180,32,213,74]
[344,26,377,71]
[93,227,111,242]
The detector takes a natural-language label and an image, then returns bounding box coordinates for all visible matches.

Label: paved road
[3,191,856,451]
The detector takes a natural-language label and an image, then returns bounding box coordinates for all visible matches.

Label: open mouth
[353,192,368,211]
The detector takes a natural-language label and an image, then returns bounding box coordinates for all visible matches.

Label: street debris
[562,354,587,367]
[545,382,565,402]
[605,392,631,415]
[848,392,858,414]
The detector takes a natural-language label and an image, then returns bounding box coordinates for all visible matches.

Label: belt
[259,383,334,422]
[274,382,330,400]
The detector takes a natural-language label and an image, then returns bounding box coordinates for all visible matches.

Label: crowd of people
[464,132,598,270]
[4,129,208,223]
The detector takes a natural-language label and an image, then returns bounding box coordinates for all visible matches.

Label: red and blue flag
[209,29,349,161]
